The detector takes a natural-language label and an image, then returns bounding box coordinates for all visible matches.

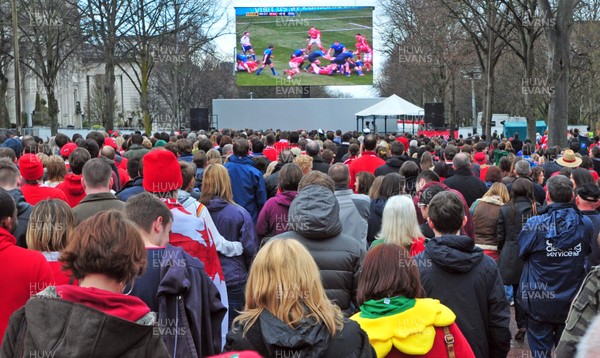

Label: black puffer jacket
[414,235,511,358]
[374,155,413,177]
[496,197,536,284]
[225,310,375,357]
[272,185,365,314]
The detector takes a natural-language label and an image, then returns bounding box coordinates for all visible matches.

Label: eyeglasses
[417,203,428,208]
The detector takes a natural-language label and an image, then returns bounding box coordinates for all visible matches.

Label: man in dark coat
[72,158,125,226]
[334,132,351,163]
[414,191,511,358]
[374,141,413,177]
[125,193,226,357]
[443,152,488,207]
[306,140,330,174]
[271,171,365,315]
[518,175,594,358]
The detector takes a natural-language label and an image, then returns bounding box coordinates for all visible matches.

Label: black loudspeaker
[190,108,209,131]
[424,103,445,129]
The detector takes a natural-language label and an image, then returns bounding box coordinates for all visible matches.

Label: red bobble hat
[104,137,118,150]
[143,149,183,193]
[474,152,487,165]
[18,154,44,181]
[60,143,78,158]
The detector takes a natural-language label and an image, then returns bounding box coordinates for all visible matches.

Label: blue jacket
[518,203,593,323]
[116,177,144,202]
[224,156,267,222]
[205,197,258,286]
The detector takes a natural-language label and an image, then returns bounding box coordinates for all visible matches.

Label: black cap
[576,183,600,202]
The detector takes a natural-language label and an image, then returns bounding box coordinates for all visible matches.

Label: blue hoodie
[205,197,258,286]
[518,203,593,323]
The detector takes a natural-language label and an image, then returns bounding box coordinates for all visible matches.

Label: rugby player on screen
[291,48,306,59]
[328,40,347,58]
[304,50,328,71]
[285,55,306,80]
[256,45,279,76]
[357,43,372,71]
[240,32,256,61]
[236,54,257,73]
[306,26,325,52]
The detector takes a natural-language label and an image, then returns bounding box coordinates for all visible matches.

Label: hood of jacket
[273,191,297,207]
[20,287,158,356]
[538,203,588,250]
[425,235,483,273]
[385,155,409,168]
[479,195,504,206]
[228,155,254,166]
[62,173,85,196]
[8,188,31,216]
[288,185,342,239]
[352,298,455,357]
[259,310,331,358]
[371,198,387,217]
[177,189,194,207]
[204,197,231,213]
[0,227,16,253]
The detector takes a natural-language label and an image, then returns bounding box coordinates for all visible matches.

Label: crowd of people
[1,126,600,357]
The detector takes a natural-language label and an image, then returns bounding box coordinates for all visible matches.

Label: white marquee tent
[355,94,424,134]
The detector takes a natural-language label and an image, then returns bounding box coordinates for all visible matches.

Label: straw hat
[556,149,582,168]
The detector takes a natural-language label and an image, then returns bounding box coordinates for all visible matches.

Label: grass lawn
[236,8,373,87]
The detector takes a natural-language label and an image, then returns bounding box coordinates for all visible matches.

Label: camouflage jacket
[556,266,600,358]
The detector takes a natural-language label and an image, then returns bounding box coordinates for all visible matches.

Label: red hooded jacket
[56,173,86,208]
[0,227,54,339]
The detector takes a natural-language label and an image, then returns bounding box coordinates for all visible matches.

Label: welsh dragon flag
[162,198,229,344]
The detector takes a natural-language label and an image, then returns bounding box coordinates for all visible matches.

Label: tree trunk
[484,2,496,139]
[47,87,60,136]
[103,59,116,131]
[539,0,576,148]
[0,75,9,128]
[140,49,151,135]
[524,46,537,142]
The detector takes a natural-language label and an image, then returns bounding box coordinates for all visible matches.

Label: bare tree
[436,0,512,138]
[17,0,82,135]
[0,4,14,128]
[76,0,134,131]
[538,0,576,147]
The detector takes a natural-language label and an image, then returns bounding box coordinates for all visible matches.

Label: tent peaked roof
[355,94,424,117]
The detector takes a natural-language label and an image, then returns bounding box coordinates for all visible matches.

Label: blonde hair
[377,195,422,248]
[200,163,234,205]
[45,155,66,182]
[484,182,510,204]
[26,199,74,252]
[206,149,222,164]
[294,155,313,175]
[368,176,385,200]
[234,239,343,336]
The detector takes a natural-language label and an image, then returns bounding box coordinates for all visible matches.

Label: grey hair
[515,160,531,177]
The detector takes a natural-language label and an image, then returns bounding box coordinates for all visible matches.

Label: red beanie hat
[19,154,44,181]
[396,136,409,149]
[143,149,183,193]
[104,137,118,150]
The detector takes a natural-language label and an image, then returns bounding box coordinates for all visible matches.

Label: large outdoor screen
[235,6,374,87]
